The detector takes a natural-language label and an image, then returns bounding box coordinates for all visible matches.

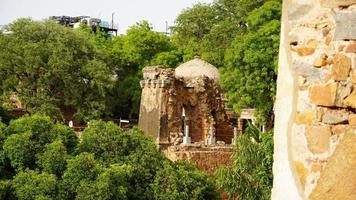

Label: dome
[174,57,219,80]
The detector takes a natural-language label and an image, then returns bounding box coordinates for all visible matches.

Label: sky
[0,0,214,34]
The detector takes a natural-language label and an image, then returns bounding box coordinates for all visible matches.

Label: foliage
[0,115,217,200]
[76,164,133,200]
[103,21,181,119]
[154,161,218,200]
[215,124,274,200]
[0,18,114,122]
[220,0,281,123]
[2,115,78,173]
[79,121,165,199]
[12,170,57,200]
[37,139,67,177]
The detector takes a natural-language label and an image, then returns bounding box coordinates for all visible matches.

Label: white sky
[0,0,214,34]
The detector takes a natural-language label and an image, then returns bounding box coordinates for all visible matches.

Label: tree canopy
[0,115,218,200]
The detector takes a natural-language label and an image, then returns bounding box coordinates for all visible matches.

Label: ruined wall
[273,0,356,199]
[139,66,234,147]
[165,145,233,173]
[138,67,173,143]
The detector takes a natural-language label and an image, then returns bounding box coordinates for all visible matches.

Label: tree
[105,21,178,119]
[171,3,218,62]
[12,170,57,200]
[37,139,67,177]
[3,132,34,171]
[61,153,102,199]
[0,19,114,122]
[215,125,274,200]
[79,121,165,200]
[76,164,133,200]
[220,0,282,124]
[3,115,78,172]
[153,161,219,200]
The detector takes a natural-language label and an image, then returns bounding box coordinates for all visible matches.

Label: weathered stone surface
[295,110,315,125]
[334,12,356,40]
[335,82,352,107]
[309,130,356,200]
[309,83,337,106]
[313,54,328,67]
[348,114,356,126]
[305,126,331,154]
[338,44,346,52]
[332,54,351,81]
[294,61,325,83]
[344,91,356,108]
[351,70,356,84]
[345,42,356,53]
[332,125,350,135]
[325,35,332,45]
[294,161,308,189]
[320,0,356,7]
[322,109,349,124]
[292,46,316,56]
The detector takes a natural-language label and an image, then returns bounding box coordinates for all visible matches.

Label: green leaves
[221,1,281,123]
[215,125,274,200]
[0,19,113,122]
[153,161,218,200]
[12,170,57,200]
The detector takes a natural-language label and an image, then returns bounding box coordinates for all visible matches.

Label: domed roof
[174,57,219,80]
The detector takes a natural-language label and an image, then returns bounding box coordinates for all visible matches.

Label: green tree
[37,139,67,177]
[12,170,57,200]
[221,0,281,124]
[105,21,178,119]
[215,125,274,200]
[79,121,165,200]
[3,115,78,172]
[153,161,219,200]
[0,18,114,122]
[76,164,133,200]
[61,153,102,199]
[3,132,34,171]
[172,3,218,62]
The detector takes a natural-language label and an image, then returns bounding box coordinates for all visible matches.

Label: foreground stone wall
[273,0,356,199]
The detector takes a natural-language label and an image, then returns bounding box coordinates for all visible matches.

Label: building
[138,57,245,172]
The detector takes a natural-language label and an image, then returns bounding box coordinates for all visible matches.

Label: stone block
[294,61,325,83]
[335,82,352,107]
[320,0,356,7]
[322,109,349,124]
[334,12,356,40]
[332,54,351,81]
[309,130,356,200]
[332,125,350,135]
[294,161,308,189]
[309,83,337,106]
[351,70,356,84]
[295,110,315,125]
[305,126,331,154]
[313,54,328,67]
[344,91,356,108]
[292,46,316,56]
[349,114,356,126]
[345,42,356,53]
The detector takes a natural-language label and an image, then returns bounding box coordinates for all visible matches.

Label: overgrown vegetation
[215,124,274,200]
[0,0,282,199]
[0,115,218,200]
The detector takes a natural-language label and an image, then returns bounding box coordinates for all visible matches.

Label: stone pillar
[183,124,191,144]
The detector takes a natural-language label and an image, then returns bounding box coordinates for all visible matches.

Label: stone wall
[273,0,356,199]
[165,144,233,173]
